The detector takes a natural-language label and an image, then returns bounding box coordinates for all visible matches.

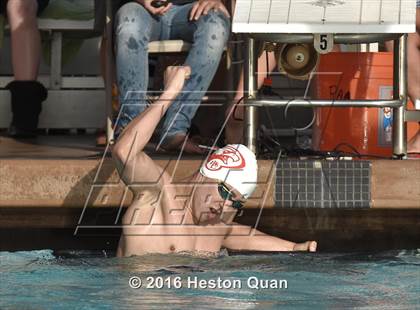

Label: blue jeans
[114,2,230,142]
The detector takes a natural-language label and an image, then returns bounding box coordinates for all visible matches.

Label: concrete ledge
[0,158,419,209]
[371,160,420,208]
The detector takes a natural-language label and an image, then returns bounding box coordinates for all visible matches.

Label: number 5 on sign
[314,34,334,54]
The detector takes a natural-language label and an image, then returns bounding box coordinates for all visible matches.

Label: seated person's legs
[114,2,161,137]
[159,3,230,152]
[114,1,230,153]
[2,0,49,138]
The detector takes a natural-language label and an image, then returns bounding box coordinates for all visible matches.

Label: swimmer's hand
[293,241,317,252]
[163,66,191,97]
[137,0,172,16]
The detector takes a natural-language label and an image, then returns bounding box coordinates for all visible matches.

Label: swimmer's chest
[143,226,226,253]
[122,218,227,254]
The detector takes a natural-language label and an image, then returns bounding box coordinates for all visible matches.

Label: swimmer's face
[191,177,245,225]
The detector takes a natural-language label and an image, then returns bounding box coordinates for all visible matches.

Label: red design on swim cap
[205,146,246,171]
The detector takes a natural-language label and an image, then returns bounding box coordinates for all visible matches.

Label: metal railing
[243,33,414,158]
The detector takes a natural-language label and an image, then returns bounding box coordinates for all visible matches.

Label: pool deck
[1,134,419,252]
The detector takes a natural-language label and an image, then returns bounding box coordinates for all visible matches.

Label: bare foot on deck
[293,241,317,252]
[408,130,420,154]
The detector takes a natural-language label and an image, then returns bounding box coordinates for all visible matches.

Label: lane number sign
[314,34,334,54]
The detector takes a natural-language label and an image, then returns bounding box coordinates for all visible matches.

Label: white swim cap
[199,144,258,199]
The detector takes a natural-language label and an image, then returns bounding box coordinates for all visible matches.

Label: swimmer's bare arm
[112,66,191,185]
[222,223,304,252]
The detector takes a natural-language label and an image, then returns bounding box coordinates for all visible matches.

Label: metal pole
[105,0,114,144]
[392,34,407,158]
[244,37,258,154]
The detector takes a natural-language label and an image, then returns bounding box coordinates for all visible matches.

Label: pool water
[1,250,419,309]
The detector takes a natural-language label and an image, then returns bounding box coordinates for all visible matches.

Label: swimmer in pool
[112,66,317,257]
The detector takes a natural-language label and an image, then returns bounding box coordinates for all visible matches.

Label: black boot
[6,81,48,138]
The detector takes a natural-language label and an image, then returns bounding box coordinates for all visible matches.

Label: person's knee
[196,11,231,50]
[116,2,151,23]
[7,0,38,24]
[115,3,154,50]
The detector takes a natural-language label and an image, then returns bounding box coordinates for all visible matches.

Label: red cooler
[312,52,417,157]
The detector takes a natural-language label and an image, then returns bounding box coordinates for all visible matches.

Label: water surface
[1,250,419,309]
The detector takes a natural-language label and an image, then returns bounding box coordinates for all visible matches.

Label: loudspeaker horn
[277,44,319,80]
